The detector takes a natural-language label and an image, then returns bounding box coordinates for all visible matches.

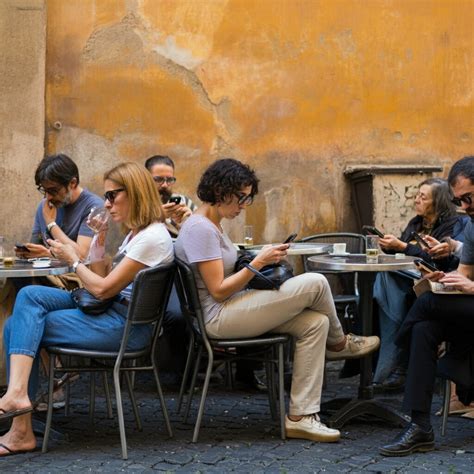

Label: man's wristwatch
[46,221,57,233]
[72,260,81,273]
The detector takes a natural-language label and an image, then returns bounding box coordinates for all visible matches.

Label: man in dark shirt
[17,153,103,261]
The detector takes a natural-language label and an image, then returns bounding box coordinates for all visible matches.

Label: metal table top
[307,254,416,272]
[0,261,71,278]
[242,242,331,256]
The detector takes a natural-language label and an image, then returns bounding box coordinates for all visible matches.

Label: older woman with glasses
[0,162,173,457]
[175,158,379,442]
[373,177,466,392]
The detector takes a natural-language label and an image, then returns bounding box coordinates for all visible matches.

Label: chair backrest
[126,261,176,326]
[174,258,210,344]
[300,233,366,296]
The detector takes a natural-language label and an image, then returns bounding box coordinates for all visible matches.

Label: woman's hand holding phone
[379,234,407,252]
[252,244,289,268]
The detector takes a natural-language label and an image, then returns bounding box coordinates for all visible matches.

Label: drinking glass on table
[87,207,109,233]
[244,225,254,246]
[366,235,380,263]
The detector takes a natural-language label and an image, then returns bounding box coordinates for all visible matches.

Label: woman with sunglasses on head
[373,178,467,392]
[175,158,379,442]
[0,162,173,457]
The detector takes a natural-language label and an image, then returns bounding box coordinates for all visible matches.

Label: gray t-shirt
[31,189,103,244]
[174,214,242,323]
[460,218,474,265]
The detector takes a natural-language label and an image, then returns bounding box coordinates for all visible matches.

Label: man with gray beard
[16,153,103,261]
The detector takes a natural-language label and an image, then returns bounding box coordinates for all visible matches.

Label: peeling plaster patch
[168,144,201,159]
[153,36,203,70]
[334,30,357,58]
[460,132,471,142]
[82,13,145,65]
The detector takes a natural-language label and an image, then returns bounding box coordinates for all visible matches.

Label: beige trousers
[205,273,344,415]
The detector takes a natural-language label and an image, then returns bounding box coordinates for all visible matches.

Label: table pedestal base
[322,397,410,429]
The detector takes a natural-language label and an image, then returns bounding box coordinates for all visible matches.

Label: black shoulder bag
[235,252,294,290]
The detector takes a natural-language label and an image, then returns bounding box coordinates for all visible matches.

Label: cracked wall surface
[43,0,473,243]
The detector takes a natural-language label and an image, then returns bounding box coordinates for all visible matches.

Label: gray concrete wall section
[0,0,46,249]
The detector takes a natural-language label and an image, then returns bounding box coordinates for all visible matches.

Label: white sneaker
[326,333,380,361]
[285,414,340,442]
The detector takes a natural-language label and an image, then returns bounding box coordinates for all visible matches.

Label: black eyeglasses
[104,188,125,203]
[152,176,176,185]
[37,185,63,197]
[235,193,254,206]
[451,193,473,207]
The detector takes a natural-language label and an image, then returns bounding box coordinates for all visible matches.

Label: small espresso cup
[333,243,347,254]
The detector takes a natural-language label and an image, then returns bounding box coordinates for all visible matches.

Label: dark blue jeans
[4,285,152,400]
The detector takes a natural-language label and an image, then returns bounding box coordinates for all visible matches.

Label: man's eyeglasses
[235,193,254,206]
[451,193,473,207]
[37,185,63,197]
[104,188,125,204]
[152,176,176,185]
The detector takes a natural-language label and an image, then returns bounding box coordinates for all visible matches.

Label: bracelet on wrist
[46,221,57,233]
[72,260,82,273]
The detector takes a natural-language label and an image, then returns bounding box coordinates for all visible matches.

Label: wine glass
[87,207,109,233]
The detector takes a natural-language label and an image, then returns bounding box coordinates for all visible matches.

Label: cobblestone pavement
[1,362,473,472]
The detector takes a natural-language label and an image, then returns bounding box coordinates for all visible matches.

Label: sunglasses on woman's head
[104,188,125,204]
[451,193,473,207]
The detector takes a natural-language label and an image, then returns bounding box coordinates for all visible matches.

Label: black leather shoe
[379,422,435,457]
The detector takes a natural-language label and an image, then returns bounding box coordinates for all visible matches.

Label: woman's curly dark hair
[197,158,259,205]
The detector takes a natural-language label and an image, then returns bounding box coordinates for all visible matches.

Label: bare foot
[0,427,36,456]
[0,392,33,414]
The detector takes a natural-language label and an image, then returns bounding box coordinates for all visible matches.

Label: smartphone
[283,233,298,244]
[15,242,29,252]
[414,258,438,273]
[362,225,384,238]
[168,196,182,205]
[410,231,431,249]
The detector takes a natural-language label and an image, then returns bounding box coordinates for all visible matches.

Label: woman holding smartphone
[0,162,173,457]
[373,177,465,391]
[175,158,379,442]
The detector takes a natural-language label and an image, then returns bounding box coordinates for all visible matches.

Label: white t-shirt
[117,222,174,301]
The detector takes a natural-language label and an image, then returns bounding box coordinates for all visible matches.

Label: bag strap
[243,263,279,290]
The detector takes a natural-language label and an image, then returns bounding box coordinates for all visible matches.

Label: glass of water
[366,236,380,263]
[244,225,254,246]
[87,207,109,233]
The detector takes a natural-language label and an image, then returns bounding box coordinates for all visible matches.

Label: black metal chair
[299,232,366,332]
[42,262,176,459]
[437,343,474,436]
[174,257,289,442]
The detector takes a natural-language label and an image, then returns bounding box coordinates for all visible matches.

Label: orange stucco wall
[45,0,473,242]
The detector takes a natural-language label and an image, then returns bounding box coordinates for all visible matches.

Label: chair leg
[89,371,96,424]
[103,372,113,419]
[152,359,173,438]
[441,379,451,437]
[184,346,202,424]
[125,372,142,431]
[265,352,277,421]
[42,354,56,453]
[192,349,213,443]
[177,334,195,414]
[113,368,128,460]
[64,356,71,417]
[278,343,286,440]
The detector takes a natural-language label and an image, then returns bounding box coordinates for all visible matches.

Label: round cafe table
[307,253,416,429]
[238,242,332,256]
